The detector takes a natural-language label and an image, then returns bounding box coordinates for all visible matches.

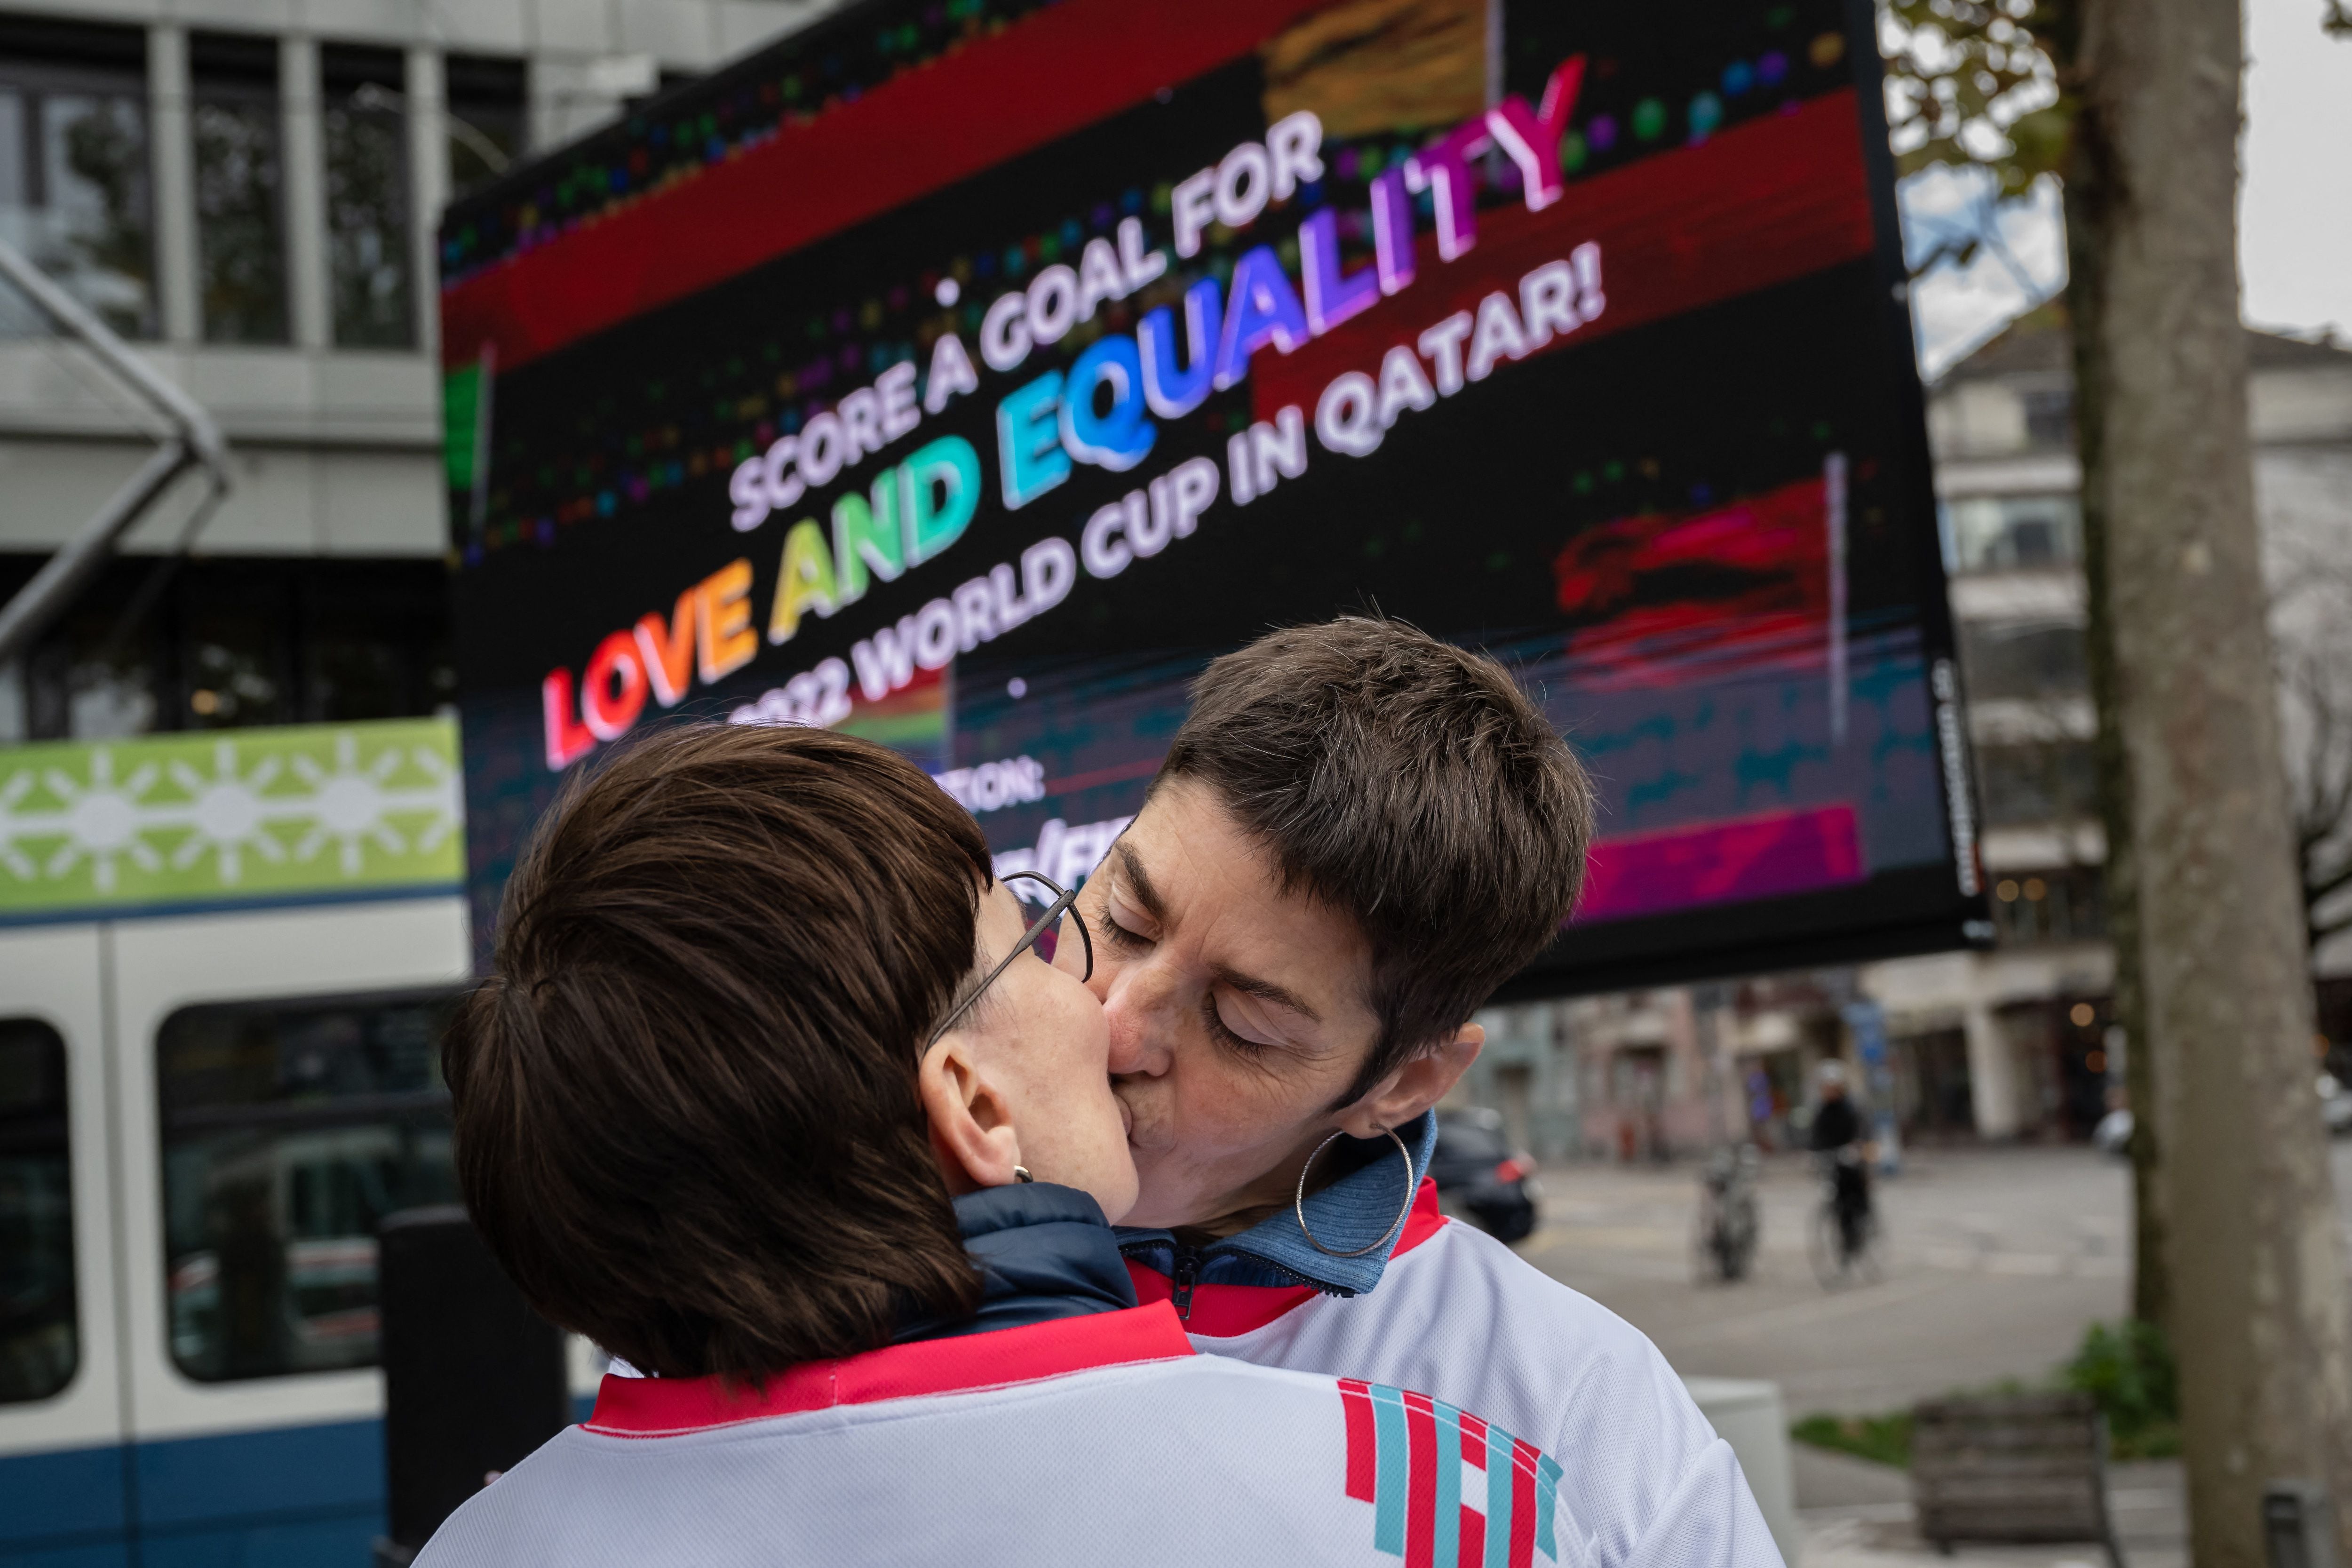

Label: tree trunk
[2071,0,2352,1557]
[2060,164,2169,1337]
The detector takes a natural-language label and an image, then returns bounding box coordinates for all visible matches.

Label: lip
[1112,1081,1173,1151]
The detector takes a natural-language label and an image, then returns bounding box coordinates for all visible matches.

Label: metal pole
[0,241,224,467]
[0,236,231,669]
[0,444,197,664]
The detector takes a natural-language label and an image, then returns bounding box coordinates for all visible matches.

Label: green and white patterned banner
[0,717,463,922]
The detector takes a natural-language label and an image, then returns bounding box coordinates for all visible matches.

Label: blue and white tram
[0,717,593,1567]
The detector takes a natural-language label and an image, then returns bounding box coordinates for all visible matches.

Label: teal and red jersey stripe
[1339,1380,1566,1568]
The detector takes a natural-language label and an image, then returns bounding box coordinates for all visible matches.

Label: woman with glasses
[421,723,1572,1568]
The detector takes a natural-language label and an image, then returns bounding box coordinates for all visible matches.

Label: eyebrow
[1215,965,1323,1026]
[1115,845,1323,1027]
[1113,843,1165,922]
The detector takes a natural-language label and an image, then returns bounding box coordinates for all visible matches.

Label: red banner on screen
[439,0,1331,373]
[1576,804,1867,924]
[1552,474,1835,687]
[1248,88,1877,422]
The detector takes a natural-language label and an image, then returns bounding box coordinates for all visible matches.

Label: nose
[1101,955,1178,1078]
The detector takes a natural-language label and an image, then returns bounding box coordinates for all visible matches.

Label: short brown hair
[441,724,993,1381]
[1160,617,1593,1101]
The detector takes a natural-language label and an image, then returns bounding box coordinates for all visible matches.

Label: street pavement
[1518,1145,2131,1418]
[1510,1141,2352,1568]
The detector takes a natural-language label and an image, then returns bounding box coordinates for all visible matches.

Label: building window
[0,555,454,740]
[2021,384,2074,450]
[1977,740,2098,828]
[1990,866,2106,945]
[24,615,153,739]
[0,16,155,338]
[444,54,524,200]
[1889,1027,1973,1133]
[322,44,410,349]
[1957,620,2089,703]
[191,31,286,344]
[301,569,457,720]
[180,571,294,727]
[1997,995,2111,1137]
[159,989,457,1382]
[0,1018,75,1404]
[1943,494,2083,573]
[630,68,701,113]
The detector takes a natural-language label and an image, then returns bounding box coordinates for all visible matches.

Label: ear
[1333,1021,1485,1139]
[918,1038,1025,1194]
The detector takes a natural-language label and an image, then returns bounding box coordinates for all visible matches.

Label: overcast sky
[2241,0,2352,340]
[1906,0,2352,377]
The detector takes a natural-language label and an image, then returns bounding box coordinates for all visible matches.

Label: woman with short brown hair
[421,723,1571,1568]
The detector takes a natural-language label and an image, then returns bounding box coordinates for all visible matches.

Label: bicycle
[1692,1143,1761,1283]
[1807,1146,1881,1288]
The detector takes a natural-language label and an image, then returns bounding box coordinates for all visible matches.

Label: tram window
[157,990,457,1382]
[0,1018,76,1404]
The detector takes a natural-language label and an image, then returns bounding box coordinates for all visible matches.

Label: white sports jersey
[416,1302,1585,1568]
[1125,1177,1783,1568]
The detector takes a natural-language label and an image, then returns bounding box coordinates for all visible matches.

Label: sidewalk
[1510,1144,2241,1568]
[1523,1146,2132,1417]
[1794,1446,2186,1568]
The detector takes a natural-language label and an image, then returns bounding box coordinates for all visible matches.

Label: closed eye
[1200,992,1270,1056]
[1093,883,1154,951]
[1205,990,1305,1061]
[1097,909,1150,950]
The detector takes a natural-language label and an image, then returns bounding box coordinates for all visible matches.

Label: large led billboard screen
[440,0,1990,989]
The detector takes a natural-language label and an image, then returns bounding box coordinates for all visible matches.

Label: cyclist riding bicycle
[1808,1061,1871,1254]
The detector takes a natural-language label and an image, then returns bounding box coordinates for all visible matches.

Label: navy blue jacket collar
[1115,1111,1437,1297]
[895,1181,1138,1344]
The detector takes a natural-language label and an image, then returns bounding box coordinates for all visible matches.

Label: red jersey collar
[1128,1178,1450,1338]
[584,1301,1194,1437]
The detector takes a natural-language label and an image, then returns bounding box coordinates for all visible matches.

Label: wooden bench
[1911,1391,2124,1567]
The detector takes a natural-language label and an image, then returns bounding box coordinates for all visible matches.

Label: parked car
[1429,1108,1541,1242]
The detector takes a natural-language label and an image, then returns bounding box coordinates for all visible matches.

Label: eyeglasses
[924,871,1095,1048]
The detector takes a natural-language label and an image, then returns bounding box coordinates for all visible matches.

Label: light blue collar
[1116,1111,1437,1297]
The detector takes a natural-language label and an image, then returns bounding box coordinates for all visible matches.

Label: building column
[405,46,445,360]
[279,36,330,350]
[1533,1004,1570,1160]
[1964,985,2022,1137]
[1691,984,1739,1147]
[148,25,200,344]
[528,57,576,162]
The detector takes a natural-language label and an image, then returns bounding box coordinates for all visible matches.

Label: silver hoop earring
[1294,1128,1416,1258]
[1013,1166,1034,1184]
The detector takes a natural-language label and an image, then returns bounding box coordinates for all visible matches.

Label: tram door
[109,900,470,1566]
[0,923,130,1567]
[0,899,470,1567]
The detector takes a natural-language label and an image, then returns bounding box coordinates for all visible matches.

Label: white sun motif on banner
[34,749,166,893]
[168,740,288,885]
[290,732,440,874]
[0,719,464,910]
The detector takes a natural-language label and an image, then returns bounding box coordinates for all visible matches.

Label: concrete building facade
[1858,317,2352,1143]
[0,0,841,740]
